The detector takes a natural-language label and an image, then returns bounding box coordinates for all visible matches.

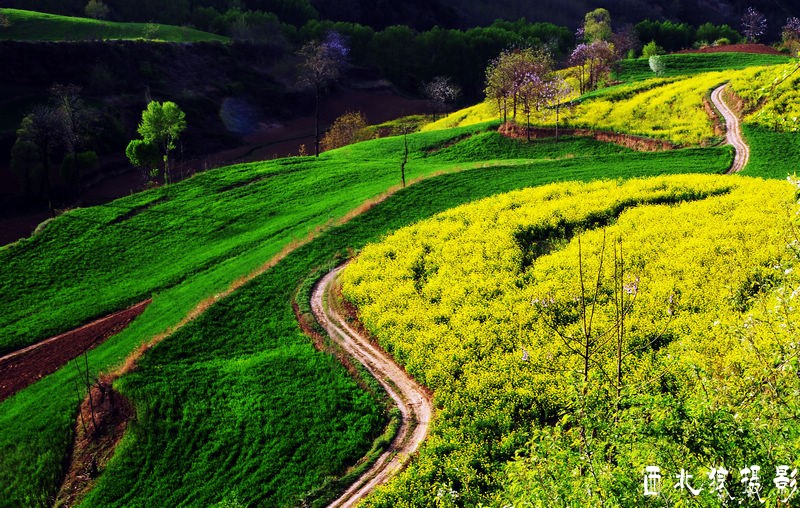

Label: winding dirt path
[711,84,750,173]
[312,265,432,508]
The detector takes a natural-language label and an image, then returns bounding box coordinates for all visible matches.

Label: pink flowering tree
[741,7,767,43]
[569,41,616,94]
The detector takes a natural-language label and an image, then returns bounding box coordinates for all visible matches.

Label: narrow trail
[710,84,750,173]
[312,265,432,508]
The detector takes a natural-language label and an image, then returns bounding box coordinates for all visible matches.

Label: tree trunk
[314,84,321,157]
[555,102,560,141]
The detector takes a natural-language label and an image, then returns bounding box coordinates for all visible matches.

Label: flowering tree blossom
[297,31,348,157]
[741,7,767,43]
[485,47,557,132]
[423,76,461,120]
[783,17,800,54]
[569,41,616,93]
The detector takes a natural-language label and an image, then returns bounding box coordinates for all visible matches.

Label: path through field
[312,265,432,508]
[711,84,749,173]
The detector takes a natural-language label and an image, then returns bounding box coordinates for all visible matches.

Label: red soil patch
[677,43,784,55]
[55,379,134,507]
[0,299,151,401]
[498,122,677,151]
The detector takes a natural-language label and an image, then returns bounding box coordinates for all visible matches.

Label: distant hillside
[3,0,797,38]
[0,9,229,42]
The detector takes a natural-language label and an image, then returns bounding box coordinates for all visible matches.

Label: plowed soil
[0,299,150,401]
[678,43,784,55]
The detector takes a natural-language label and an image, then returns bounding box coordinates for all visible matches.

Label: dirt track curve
[710,84,750,173]
[312,265,432,508]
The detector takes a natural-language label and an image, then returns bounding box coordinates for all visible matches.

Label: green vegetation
[341,175,799,506]
[614,52,793,82]
[0,9,229,42]
[0,128,730,506]
[741,124,800,178]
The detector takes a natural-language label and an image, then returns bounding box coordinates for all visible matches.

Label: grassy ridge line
[0,130,643,505]
[0,124,496,356]
[0,8,229,42]
[614,52,792,82]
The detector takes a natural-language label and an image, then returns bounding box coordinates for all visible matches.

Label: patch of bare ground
[677,43,784,55]
[55,378,133,508]
[498,122,678,150]
[0,299,151,402]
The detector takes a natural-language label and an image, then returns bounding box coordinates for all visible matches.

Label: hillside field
[342,175,800,506]
[3,36,800,508]
[0,125,731,506]
[0,8,229,42]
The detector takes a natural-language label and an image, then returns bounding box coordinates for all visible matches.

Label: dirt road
[711,84,750,173]
[311,265,432,508]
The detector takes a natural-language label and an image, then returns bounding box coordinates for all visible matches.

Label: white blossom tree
[741,7,767,43]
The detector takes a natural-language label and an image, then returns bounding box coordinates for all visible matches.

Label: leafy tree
[582,8,612,43]
[297,32,347,156]
[0,10,10,29]
[422,76,461,120]
[125,139,161,184]
[741,6,767,43]
[84,0,110,19]
[641,40,664,58]
[126,101,186,185]
[695,22,740,46]
[320,111,369,151]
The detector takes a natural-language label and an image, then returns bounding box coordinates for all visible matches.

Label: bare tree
[297,32,348,157]
[11,105,64,216]
[741,7,767,43]
[51,84,91,195]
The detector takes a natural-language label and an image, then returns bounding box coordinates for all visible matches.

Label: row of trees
[10,85,97,214]
[484,48,571,140]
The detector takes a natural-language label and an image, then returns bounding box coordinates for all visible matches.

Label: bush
[641,40,664,58]
[648,55,665,76]
[320,111,370,151]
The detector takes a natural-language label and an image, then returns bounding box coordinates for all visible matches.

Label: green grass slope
[615,52,793,82]
[0,129,731,506]
[0,8,229,42]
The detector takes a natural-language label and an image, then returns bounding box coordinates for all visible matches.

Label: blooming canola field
[342,175,800,506]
